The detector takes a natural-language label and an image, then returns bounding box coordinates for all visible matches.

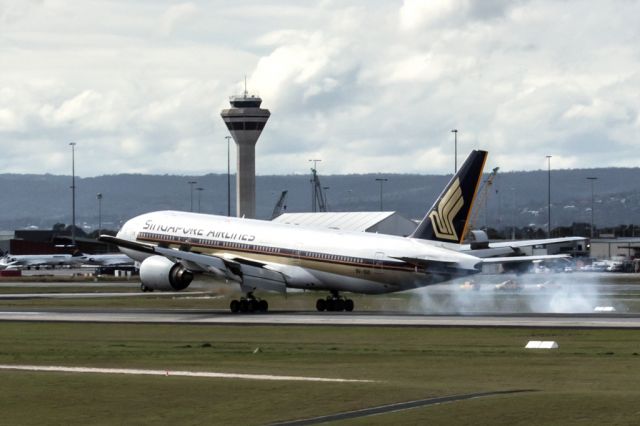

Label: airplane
[100,150,569,313]
[0,252,84,270]
[0,251,133,270]
[78,253,134,267]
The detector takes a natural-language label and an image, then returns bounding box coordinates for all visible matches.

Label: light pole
[188,180,197,212]
[451,129,458,173]
[587,177,597,239]
[323,186,330,211]
[375,178,388,211]
[225,135,231,216]
[309,159,321,212]
[510,187,516,240]
[546,155,552,237]
[96,193,102,236]
[69,142,76,246]
[196,187,204,213]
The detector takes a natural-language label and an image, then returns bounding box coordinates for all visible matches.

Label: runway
[0,291,209,299]
[1,307,640,328]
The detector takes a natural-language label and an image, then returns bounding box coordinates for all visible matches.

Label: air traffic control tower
[221,91,270,218]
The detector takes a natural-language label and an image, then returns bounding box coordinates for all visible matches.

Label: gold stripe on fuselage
[136,232,422,286]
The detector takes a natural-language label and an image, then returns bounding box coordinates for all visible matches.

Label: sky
[1,0,639,177]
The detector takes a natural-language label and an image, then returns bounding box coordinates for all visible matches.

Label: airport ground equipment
[465,166,499,240]
[310,168,328,212]
[271,190,288,220]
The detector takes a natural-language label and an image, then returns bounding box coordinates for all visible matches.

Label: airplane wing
[472,236,586,249]
[479,253,570,274]
[392,253,568,273]
[480,254,570,264]
[461,236,586,258]
[99,236,156,254]
[100,236,291,293]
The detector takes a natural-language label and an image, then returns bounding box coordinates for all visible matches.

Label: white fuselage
[0,254,79,270]
[117,211,482,294]
[79,253,134,266]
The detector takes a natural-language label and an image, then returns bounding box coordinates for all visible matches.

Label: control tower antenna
[220,83,270,218]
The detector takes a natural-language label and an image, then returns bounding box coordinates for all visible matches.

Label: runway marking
[270,389,537,425]
[0,364,373,383]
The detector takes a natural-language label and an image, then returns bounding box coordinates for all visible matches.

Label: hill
[0,167,638,232]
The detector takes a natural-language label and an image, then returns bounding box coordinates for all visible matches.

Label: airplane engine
[139,255,193,291]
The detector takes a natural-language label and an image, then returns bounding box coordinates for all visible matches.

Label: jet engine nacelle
[139,255,193,291]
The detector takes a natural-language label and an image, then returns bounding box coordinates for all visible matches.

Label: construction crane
[310,168,328,212]
[270,190,288,219]
[465,166,499,240]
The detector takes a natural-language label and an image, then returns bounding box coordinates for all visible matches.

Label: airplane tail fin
[410,150,488,244]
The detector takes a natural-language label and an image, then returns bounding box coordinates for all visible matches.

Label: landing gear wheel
[316,298,326,312]
[344,299,354,312]
[317,292,354,312]
[229,294,270,313]
[326,298,335,312]
[140,283,152,292]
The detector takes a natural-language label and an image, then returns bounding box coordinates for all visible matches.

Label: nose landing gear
[316,291,354,312]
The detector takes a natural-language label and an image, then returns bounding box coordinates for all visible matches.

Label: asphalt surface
[1,307,640,328]
[270,390,537,425]
[0,291,209,299]
[1,274,639,328]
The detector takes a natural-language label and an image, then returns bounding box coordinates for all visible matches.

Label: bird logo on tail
[428,178,464,241]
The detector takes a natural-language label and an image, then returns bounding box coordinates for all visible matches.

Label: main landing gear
[229,292,268,313]
[316,291,354,312]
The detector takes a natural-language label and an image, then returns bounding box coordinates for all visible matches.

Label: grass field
[1,322,639,425]
[1,274,639,424]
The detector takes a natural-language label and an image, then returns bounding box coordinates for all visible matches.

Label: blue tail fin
[410,150,487,244]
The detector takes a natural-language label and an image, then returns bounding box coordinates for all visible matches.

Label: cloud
[399,0,518,30]
[0,0,41,24]
[159,2,198,36]
[0,0,638,177]
[399,0,462,30]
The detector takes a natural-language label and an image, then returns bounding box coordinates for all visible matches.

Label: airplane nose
[113,216,150,262]
[116,218,136,241]
[115,226,126,239]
